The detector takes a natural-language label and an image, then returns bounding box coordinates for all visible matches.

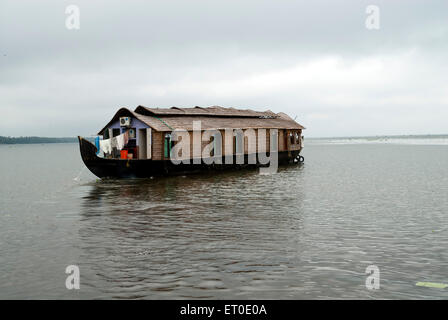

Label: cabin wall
[265,129,271,152]
[137,129,147,159]
[287,129,302,151]
[278,129,286,151]
[152,131,164,160]
[243,129,257,154]
[163,128,286,159]
[107,117,149,147]
[222,129,233,156]
[159,127,302,161]
[189,131,210,159]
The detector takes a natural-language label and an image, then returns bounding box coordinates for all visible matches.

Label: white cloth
[116,134,125,150]
[100,132,126,154]
[99,139,112,154]
[111,136,117,149]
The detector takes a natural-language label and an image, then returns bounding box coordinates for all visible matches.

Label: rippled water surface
[1,141,448,299]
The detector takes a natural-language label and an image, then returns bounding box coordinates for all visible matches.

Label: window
[164,134,174,158]
[290,132,294,145]
[112,128,120,137]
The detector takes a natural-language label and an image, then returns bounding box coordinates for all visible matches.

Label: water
[1,138,448,299]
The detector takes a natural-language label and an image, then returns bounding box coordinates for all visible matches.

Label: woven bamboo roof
[134,105,279,118]
[98,106,305,134]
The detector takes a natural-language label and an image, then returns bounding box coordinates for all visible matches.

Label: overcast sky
[1,0,447,137]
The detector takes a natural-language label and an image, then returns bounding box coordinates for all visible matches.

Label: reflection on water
[78,168,307,299]
[1,142,448,299]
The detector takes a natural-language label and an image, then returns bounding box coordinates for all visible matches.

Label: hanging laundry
[99,138,112,154]
[111,136,118,150]
[123,130,129,146]
[116,134,125,150]
[95,136,101,155]
[99,132,127,155]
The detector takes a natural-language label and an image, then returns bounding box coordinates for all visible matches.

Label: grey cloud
[0,0,447,137]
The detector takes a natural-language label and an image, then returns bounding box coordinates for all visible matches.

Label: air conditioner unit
[120,116,131,127]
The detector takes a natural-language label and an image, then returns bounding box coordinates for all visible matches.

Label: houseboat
[78,105,305,178]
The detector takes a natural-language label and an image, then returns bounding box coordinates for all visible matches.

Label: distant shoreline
[307,134,448,140]
[1,134,447,145]
[0,136,80,145]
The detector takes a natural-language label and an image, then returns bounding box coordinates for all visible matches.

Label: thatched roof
[134,105,279,118]
[98,106,305,134]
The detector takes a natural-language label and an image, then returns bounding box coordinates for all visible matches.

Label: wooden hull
[78,136,303,179]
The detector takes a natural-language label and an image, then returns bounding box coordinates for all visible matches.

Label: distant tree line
[0,136,79,144]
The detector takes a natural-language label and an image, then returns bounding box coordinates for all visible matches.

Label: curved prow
[78,136,119,179]
[78,136,99,162]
